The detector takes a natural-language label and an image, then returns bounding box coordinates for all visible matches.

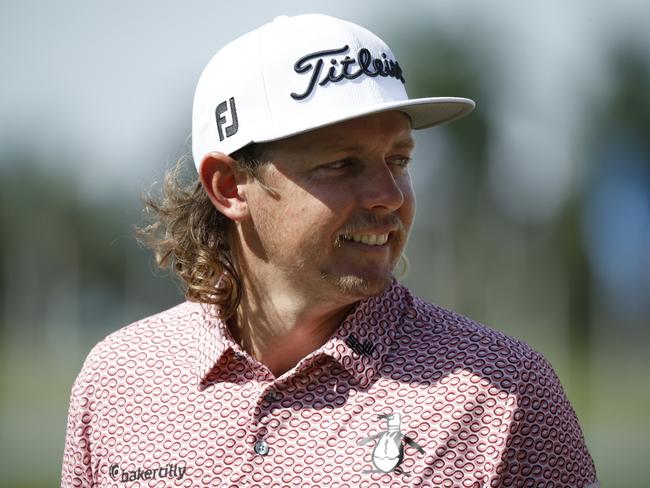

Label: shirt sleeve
[491,350,598,488]
[61,353,98,487]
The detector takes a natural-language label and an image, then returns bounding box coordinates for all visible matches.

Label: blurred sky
[2,0,649,209]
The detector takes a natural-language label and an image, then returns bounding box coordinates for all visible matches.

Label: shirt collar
[193,279,412,390]
[192,301,238,389]
[319,279,410,388]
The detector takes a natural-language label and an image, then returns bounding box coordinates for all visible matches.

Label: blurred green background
[1,1,648,486]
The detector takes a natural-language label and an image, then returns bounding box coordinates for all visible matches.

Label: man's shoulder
[395,288,552,380]
[76,301,207,377]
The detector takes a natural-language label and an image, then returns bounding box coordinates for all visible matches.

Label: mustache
[337,213,404,237]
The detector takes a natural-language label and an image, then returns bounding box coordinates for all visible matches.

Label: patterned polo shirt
[62,280,598,487]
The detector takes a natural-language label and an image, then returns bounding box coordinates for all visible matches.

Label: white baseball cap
[191,13,475,171]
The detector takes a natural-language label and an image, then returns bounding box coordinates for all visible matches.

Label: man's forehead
[267,111,414,155]
[333,135,416,154]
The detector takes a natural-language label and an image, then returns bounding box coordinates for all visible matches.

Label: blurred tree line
[0,156,180,342]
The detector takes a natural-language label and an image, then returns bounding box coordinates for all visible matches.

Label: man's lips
[337,224,401,248]
[340,232,391,246]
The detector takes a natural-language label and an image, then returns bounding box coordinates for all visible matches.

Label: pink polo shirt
[62,281,598,487]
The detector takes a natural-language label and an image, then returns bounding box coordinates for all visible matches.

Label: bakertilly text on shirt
[109,463,186,483]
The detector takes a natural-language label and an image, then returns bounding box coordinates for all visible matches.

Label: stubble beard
[325,217,407,299]
[328,272,393,299]
[319,243,402,300]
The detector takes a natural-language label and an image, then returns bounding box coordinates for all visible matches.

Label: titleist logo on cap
[290,45,406,101]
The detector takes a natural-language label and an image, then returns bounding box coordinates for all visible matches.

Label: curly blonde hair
[134,144,267,320]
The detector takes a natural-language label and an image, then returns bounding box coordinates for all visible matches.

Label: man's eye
[322,158,354,170]
[390,156,411,168]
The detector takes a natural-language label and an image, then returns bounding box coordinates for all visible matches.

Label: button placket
[248,421,271,458]
[247,383,282,458]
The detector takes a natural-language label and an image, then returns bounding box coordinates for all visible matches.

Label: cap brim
[253,97,475,147]
[397,96,476,129]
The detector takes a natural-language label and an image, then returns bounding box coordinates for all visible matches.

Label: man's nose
[358,162,405,212]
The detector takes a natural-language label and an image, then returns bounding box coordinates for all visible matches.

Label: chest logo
[358,413,425,475]
[108,463,186,483]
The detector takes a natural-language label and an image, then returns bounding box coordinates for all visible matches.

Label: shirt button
[254,440,269,456]
[264,390,280,403]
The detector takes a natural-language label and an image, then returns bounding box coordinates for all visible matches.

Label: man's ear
[199,152,250,221]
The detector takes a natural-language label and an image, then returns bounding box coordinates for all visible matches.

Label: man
[62,14,598,487]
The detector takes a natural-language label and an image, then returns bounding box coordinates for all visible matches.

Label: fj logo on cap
[215,97,239,141]
[290,45,405,101]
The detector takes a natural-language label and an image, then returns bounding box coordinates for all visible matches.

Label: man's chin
[333,273,393,299]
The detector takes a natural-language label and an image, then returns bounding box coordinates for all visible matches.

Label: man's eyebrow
[332,137,416,153]
[393,137,416,150]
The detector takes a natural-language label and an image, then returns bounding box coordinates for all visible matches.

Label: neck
[228,275,355,378]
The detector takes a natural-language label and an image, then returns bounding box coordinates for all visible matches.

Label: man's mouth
[340,233,390,246]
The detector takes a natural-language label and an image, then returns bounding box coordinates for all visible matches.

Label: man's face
[236,110,416,303]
